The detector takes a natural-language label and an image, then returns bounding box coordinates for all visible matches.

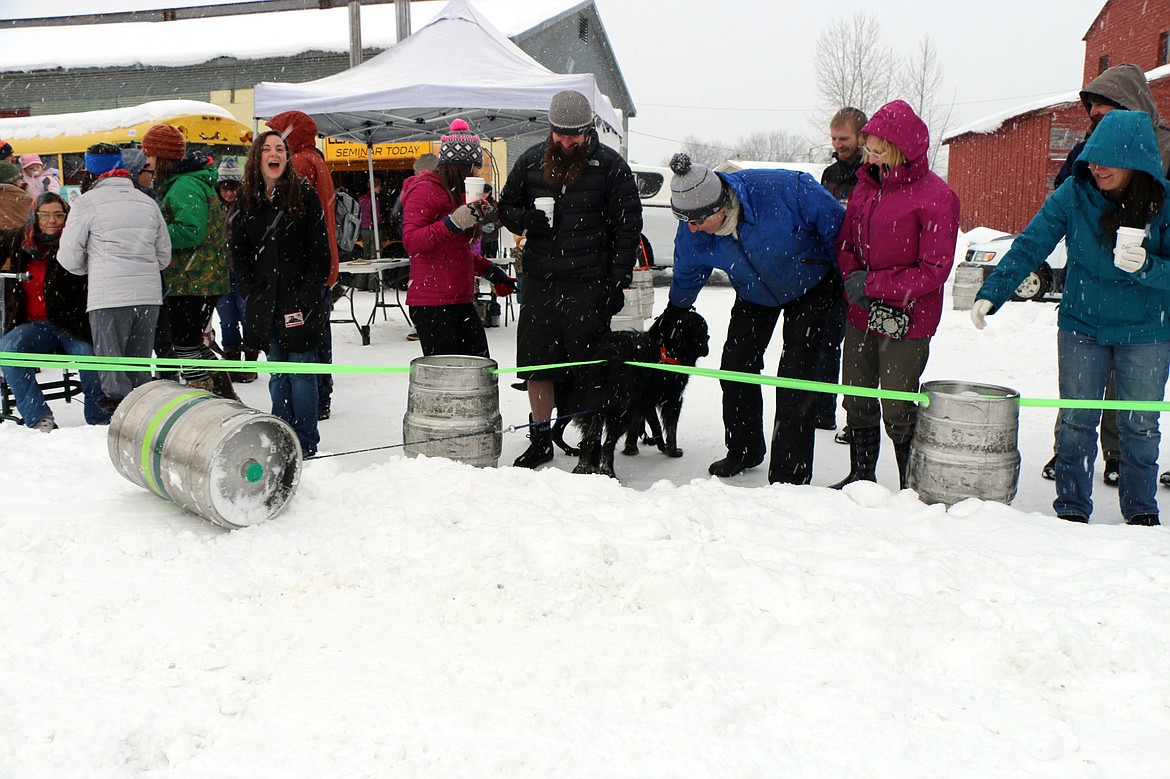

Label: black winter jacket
[5,233,92,342]
[230,182,330,353]
[498,131,642,286]
[819,152,864,205]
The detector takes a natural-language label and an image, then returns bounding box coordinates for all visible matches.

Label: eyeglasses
[36,211,66,221]
[863,146,885,157]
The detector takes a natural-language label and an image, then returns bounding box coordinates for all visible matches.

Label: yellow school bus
[0,99,253,195]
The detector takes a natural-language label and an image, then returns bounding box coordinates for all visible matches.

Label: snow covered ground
[3,236,1170,777]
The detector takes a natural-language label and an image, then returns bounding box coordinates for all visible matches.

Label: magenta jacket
[400,170,491,307]
[836,100,960,339]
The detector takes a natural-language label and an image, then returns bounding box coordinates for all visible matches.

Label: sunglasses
[36,211,66,221]
[675,211,716,226]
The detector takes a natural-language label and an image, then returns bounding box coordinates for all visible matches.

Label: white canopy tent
[253,0,624,257]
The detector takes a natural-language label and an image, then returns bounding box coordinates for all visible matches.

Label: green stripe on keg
[140,391,219,500]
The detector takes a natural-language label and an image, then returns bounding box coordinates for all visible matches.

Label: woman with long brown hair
[230,130,329,457]
[400,119,514,357]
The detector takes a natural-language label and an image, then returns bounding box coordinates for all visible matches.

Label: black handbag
[866,300,914,339]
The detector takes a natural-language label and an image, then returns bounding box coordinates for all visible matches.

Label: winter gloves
[1114,243,1147,273]
[445,204,479,233]
[468,198,500,233]
[483,264,517,297]
[844,270,868,306]
[521,208,552,235]
[603,280,626,318]
[657,302,687,333]
[970,299,993,330]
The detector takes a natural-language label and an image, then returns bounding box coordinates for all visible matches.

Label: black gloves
[521,209,552,235]
[483,264,517,296]
[603,280,626,318]
[843,270,869,306]
[657,302,687,333]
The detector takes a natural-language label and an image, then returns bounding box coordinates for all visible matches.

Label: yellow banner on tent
[324,139,433,162]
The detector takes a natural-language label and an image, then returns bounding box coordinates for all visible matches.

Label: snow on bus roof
[0,0,582,73]
[0,100,236,141]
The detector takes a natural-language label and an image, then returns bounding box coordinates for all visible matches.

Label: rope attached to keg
[307,409,596,461]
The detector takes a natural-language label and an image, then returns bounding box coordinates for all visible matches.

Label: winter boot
[830,426,880,489]
[186,376,216,394]
[209,371,241,402]
[513,418,554,469]
[894,440,913,490]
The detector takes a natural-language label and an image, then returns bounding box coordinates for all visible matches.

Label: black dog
[567,308,710,479]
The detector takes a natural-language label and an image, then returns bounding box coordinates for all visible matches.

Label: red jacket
[836,100,959,339]
[267,111,340,287]
[400,171,491,306]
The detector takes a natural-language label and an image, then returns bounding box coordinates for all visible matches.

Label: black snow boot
[514,418,554,469]
[830,426,880,489]
[894,440,913,490]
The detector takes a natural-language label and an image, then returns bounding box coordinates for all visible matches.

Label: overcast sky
[2,0,1111,164]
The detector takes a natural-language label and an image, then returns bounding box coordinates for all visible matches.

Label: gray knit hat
[121,148,149,179]
[217,156,242,184]
[669,153,726,222]
[548,89,594,135]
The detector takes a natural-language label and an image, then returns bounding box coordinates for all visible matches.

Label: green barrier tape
[7,350,1170,411]
[627,361,931,404]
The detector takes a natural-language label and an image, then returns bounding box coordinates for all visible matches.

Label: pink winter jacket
[400,171,491,306]
[836,100,960,339]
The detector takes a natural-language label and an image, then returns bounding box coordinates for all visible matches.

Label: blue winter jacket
[977,110,1170,345]
[668,169,844,308]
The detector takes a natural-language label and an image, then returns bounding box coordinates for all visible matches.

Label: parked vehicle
[965,233,1068,301]
[631,163,678,268]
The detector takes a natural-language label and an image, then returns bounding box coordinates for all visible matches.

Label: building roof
[943,63,1170,143]
[0,0,584,73]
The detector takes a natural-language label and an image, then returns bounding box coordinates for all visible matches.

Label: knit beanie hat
[18,153,43,170]
[669,153,726,222]
[121,148,149,179]
[548,90,594,135]
[142,124,186,161]
[438,119,483,167]
[0,141,12,162]
[84,146,124,177]
[217,156,242,184]
[0,161,20,185]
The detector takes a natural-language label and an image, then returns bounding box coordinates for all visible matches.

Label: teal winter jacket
[976,109,1170,345]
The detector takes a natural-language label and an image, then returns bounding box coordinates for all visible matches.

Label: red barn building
[945,0,1170,233]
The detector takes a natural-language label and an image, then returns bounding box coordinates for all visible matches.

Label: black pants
[719,272,840,485]
[166,294,217,382]
[409,303,489,358]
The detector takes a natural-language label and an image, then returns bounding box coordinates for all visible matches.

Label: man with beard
[498,89,642,469]
[1042,63,1170,486]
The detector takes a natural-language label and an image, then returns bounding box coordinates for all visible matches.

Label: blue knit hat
[85,147,124,177]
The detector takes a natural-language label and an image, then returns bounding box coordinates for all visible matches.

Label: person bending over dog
[663,153,845,485]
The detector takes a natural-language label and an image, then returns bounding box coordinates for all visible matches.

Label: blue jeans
[1055,329,1170,520]
[267,336,320,456]
[215,290,246,352]
[0,321,110,427]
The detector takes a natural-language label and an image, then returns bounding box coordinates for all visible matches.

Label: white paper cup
[1115,225,1145,252]
[534,196,555,226]
[464,176,485,202]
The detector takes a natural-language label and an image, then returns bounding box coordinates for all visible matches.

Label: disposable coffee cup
[534,196,555,226]
[1115,225,1145,253]
[464,176,485,202]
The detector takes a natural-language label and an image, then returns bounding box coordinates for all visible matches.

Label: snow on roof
[944,63,1170,143]
[0,0,583,73]
[0,100,235,141]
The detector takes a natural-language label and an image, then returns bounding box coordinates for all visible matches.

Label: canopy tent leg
[367,143,381,259]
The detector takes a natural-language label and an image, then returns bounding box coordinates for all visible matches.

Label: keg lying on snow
[403,355,502,468]
[108,381,301,529]
[907,380,1021,507]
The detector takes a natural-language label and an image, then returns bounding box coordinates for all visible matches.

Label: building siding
[1083,0,1170,85]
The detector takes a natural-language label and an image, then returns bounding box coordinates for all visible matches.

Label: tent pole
[367,143,381,259]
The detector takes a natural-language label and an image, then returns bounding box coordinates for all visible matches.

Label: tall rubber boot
[830,426,880,489]
[514,419,554,469]
[209,371,241,402]
[894,440,913,490]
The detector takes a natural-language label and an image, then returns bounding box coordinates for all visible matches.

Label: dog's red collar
[659,345,681,365]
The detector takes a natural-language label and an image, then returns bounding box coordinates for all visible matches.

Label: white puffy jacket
[57,176,171,311]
